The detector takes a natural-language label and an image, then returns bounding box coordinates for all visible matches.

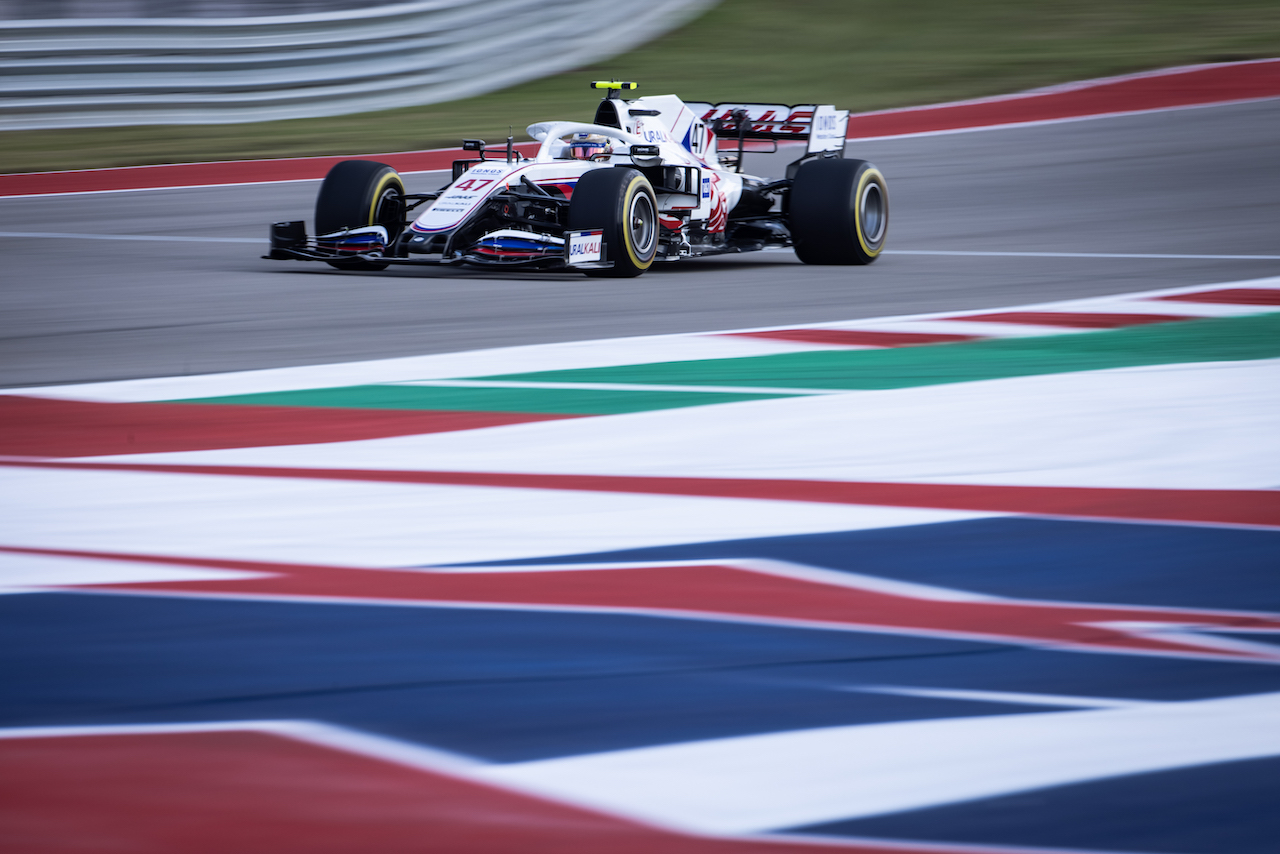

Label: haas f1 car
[267,82,888,277]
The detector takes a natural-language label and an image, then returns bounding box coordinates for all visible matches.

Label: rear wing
[685,102,849,155]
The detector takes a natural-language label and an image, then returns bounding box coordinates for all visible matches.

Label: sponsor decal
[696,104,814,135]
[634,118,670,145]
[566,229,603,264]
[808,105,849,153]
[706,171,727,233]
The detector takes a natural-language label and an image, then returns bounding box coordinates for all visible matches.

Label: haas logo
[706,172,727,234]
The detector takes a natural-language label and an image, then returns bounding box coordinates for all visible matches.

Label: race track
[1,97,1278,386]
[3,81,1280,854]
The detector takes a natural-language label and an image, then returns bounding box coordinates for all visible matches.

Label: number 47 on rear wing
[684,102,849,168]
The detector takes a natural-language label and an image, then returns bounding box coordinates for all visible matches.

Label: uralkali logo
[567,229,603,264]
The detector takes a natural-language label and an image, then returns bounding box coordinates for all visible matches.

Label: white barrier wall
[0,0,717,130]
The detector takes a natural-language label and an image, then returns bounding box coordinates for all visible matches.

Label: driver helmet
[568,132,612,161]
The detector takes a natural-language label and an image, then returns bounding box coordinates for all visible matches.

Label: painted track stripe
[7,546,1278,663]
[485,313,1280,392]
[174,384,792,415]
[0,146,528,199]
[725,330,980,348]
[845,58,1280,140]
[0,231,263,244]
[843,686,1159,710]
[3,460,1276,529]
[1157,287,1280,305]
[0,395,581,458]
[395,379,838,395]
[952,312,1190,329]
[883,249,1280,261]
[479,691,1280,835]
[0,725,1071,854]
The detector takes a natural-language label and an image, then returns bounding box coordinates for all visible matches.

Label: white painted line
[0,550,267,590]
[0,230,261,244]
[479,690,1280,835]
[0,466,994,568]
[7,230,1276,259]
[1049,298,1279,318]
[885,249,1280,261]
[394,379,839,395]
[844,685,1158,710]
[0,719,484,777]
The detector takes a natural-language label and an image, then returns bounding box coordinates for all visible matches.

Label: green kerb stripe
[481,312,1280,390]
[174,385,791,414]
[174,312,1280,414]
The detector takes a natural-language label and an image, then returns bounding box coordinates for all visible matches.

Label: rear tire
[567,167,658,278]
[315,160,405,271]
[790,158,887,265]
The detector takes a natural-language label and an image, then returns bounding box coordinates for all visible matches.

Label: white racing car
[267,81,887,276]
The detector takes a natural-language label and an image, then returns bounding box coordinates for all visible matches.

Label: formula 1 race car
[267,81,887,277]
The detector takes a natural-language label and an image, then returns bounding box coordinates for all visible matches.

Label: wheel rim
[628,191,657,258]
[374,185,403,229]
[860,181,885,245]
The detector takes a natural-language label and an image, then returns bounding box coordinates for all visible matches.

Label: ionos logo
[808,105,847,153]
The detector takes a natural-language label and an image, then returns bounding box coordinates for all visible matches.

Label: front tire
[567,167,658,278]
[315,160,405,271]
[790,158,888,265]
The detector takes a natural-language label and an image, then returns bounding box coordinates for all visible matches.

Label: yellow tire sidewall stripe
[622,175,656,271]
[367,171,404,226]
[855,167,886,258]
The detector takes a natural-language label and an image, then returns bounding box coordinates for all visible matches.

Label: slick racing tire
[315,160,406,271]
[567,167,658,278]
[790,158,887,265]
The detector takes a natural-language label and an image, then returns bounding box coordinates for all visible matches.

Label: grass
[3,0,1279,173]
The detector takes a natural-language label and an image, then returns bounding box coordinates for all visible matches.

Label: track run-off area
[2,61,1280,854]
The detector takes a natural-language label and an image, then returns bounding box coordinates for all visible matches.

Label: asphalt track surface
[2,97,1279,387]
